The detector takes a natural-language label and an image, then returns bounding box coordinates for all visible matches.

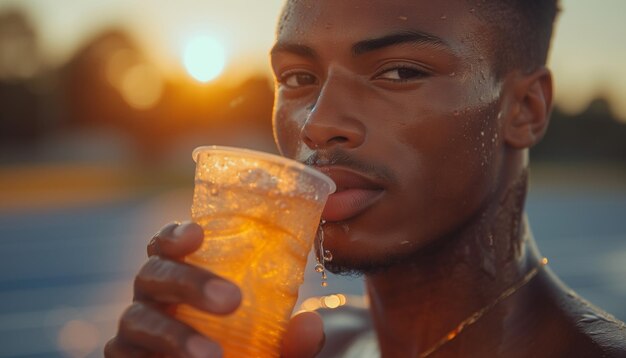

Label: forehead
[277,0,486,50]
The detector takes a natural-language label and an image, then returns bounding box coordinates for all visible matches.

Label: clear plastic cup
[175,146,335,358]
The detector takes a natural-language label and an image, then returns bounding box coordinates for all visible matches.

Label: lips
[318,167,385,222]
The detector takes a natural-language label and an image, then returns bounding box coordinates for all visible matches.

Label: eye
[375,66,430,82]
[279,71,318,88]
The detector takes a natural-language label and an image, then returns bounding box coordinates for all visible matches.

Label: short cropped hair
[472,0,560,77]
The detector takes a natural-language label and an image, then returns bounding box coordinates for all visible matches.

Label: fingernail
[187,335,222,358]
[172,222,189,237]
[155,222,182,243]
[204,280,240,312]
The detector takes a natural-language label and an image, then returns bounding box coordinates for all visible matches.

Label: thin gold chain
[419,257,549,358]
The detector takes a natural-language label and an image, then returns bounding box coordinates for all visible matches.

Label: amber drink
[175,146,335,358]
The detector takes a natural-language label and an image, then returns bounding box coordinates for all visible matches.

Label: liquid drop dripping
[314,220,332,287]
[314,263,325,273]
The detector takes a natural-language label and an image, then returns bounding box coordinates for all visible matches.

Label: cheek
[273,103,304,158]
[398,79,503,198]
[393,98,503,239]
[426,109,495,163]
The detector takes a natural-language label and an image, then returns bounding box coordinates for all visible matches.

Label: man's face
[271,0,507,273]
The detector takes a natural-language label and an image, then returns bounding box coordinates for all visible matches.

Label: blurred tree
[61,28,154,128]
[532,97,626,163]
[0,8,49,149]
[59,27,275,162]
[0,8,41,80]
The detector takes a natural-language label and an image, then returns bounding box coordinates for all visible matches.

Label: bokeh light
[105,48,136,88]
[119,63,163,110]
[183,35,226,83]
[300,294,350,311]
[57,320,100,358]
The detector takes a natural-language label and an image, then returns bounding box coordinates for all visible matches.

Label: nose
[300,69,366,150]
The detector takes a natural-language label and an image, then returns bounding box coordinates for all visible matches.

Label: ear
[502,67,553,149]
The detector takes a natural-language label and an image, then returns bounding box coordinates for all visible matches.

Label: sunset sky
[2,0,625,120]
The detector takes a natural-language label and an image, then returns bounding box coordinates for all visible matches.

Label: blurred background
[0,0,624,357]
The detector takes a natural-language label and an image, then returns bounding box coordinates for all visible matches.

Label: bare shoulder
[561,293,626,356]
[543,270,626,357]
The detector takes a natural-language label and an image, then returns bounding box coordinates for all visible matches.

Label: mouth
[317,166,385,222]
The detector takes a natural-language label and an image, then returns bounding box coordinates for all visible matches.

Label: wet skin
[272,0,626,357]
[272,0,508,271]
[106,0,626,357]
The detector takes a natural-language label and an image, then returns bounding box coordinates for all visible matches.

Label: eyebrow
[270,30,448,59]
[270,43,318,59]
[352,31,448,55]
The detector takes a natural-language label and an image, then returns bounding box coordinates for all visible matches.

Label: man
[105,0,626,357]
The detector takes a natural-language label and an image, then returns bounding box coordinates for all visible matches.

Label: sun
[183,36,227,83]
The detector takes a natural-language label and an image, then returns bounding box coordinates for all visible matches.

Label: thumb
[281,311,324,358]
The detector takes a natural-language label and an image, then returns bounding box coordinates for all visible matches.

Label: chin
[321,243,422,277]
[319,220,430,270]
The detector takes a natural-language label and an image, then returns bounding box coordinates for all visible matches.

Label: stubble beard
[321,240,443,277]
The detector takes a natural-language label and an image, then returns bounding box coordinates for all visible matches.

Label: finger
[148,221,204,259]
[134,256,241,315]
[147,222,180,257]
[117,302,223,358]
[281,311,325,358]
[104,336,151,358]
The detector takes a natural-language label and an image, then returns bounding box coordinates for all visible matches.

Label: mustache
[303,149,396,184]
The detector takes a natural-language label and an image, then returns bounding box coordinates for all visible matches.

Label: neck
[365,169,542,357]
